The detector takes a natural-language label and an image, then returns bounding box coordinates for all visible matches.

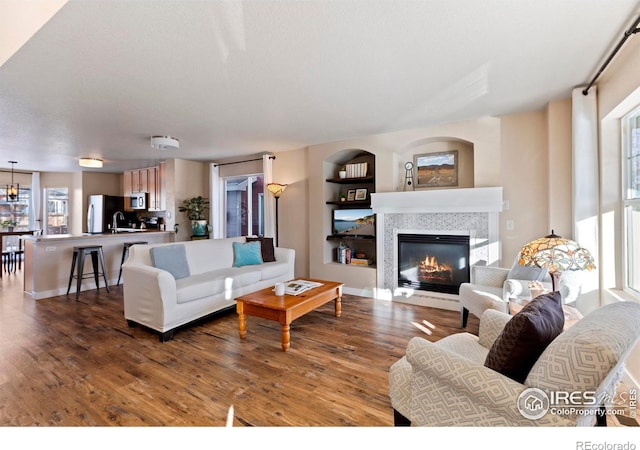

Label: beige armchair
[458,258,581,327]
[389,301,640,426]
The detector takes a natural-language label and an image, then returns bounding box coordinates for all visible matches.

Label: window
[624,108,640,294]
[224,175,264,238]
[0,187,31,252]
[0,187,31,228]
[45,188,69,235]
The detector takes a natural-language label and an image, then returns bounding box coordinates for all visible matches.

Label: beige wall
[499,110,550,263]
[547,98,573,238]
[171,159,207,242]
[272,148,309,278]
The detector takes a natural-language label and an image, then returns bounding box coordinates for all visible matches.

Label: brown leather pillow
[484,291,564,383]
[246,237,276,262]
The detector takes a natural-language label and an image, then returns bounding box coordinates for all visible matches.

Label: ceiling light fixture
[151,136,180,150]
[6,160,19,202]
[79,158,104,168]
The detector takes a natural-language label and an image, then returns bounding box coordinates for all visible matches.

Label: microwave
[130,193,147,210]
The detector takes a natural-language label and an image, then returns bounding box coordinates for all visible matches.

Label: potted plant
[178,196,210,236]
[1,219,17,232]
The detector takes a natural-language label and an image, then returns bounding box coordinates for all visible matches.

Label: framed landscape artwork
[413,150,458,188]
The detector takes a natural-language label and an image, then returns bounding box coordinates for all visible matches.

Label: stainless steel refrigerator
[86,195,126,233]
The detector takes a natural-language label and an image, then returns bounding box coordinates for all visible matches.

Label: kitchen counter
[23,231,175,300]
[23,229,171,242]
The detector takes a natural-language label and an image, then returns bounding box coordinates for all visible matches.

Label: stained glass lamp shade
[517,230,596,291]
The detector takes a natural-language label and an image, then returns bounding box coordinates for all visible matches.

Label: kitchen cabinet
[123,165,165,211]
[147,166,162,211]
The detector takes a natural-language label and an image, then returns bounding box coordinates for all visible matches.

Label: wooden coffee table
[235,279,343,351]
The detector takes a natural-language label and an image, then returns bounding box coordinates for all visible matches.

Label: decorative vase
[339,170,347,179]
[191,220,208,236]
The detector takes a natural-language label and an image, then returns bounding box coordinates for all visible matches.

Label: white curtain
[572,86,600,308]
[263,154,276,240]
[31,172,42,232]
[209,163,224,239]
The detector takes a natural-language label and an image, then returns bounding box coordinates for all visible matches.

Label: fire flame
[419,254,453,282]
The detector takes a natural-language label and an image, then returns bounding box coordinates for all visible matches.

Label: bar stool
[66,245,110,299]
[117,241,148,285]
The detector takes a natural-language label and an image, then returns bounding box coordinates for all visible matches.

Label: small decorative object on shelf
[403,161,414,191]
[338,167,347,179]
[344,162,368,178]
[340,193,347,202]
[347,189,355,201]
[337,241,353,264]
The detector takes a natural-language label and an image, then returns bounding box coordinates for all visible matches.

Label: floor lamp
[267,183,287,247]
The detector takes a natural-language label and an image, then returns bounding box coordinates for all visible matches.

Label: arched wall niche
[397,136,475,190]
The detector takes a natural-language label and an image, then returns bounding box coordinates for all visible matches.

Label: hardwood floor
[0,271,478,426]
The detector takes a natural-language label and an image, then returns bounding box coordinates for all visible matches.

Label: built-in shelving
[325,152,376,267]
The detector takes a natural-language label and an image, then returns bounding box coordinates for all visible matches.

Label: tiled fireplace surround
[370,187,503,310]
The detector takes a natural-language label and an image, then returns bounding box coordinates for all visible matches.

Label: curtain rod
[212,155,275,167]
[582,14,640,95]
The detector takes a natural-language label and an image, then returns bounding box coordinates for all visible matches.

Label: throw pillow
[507,258,549,281]
[232,241,264,267]
[150,244,190,280]
[484,291,565,383]
[246,236,276,262]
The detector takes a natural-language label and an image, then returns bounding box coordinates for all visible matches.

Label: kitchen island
[23,231,175,300]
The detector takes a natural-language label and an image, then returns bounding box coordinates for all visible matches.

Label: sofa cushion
[484,291,564,383]
[150,244,190,280]
[259,261,291,281]
[246,236,276,262]
[232,241,263,267]
[175,267,262,304]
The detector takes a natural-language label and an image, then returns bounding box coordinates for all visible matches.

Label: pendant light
[6,161,19,202]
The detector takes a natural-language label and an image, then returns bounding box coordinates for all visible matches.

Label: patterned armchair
[389,302,640,426]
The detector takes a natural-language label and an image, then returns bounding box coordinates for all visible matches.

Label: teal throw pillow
[150,244,190,279]
[233,241,264,267]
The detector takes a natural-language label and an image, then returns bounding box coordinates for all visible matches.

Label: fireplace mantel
[371,187,503,214]
[371,187,503,310]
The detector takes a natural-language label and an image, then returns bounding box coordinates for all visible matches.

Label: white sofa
[122,236,295,341]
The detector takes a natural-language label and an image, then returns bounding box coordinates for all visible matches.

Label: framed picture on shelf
[355,188,368,201]
[347,189,356,201]
[413,150,458,188]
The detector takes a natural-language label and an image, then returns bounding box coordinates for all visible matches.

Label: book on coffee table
[284,280,324,296]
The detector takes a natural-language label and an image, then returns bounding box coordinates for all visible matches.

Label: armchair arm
[503,279,552,302]
[471,266,510,287]
[404,337,573,426]
[477,309,511,349]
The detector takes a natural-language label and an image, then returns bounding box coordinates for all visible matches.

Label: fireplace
[397,233,470,295]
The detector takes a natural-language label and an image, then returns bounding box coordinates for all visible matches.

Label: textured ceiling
[1,0,639,173]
